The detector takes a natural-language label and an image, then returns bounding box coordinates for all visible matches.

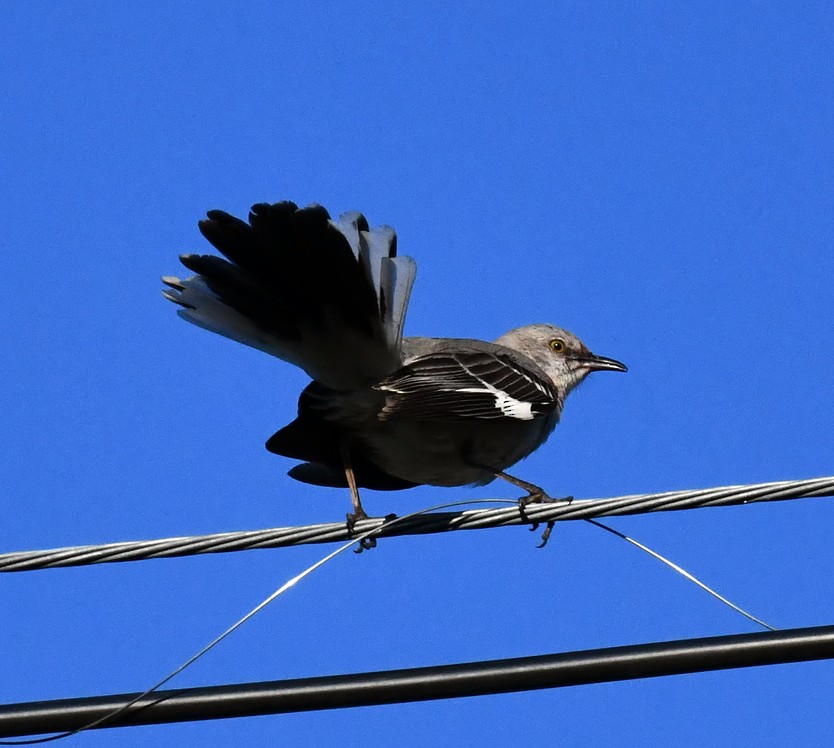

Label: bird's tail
[162,201,417,389]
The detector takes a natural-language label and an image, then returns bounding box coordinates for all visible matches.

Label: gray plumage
[162,201,626,518]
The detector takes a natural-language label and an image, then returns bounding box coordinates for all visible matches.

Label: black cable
[2,625,833,739]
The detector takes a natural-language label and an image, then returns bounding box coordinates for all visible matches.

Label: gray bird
[162,201,626,527]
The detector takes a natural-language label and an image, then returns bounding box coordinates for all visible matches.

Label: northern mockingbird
[162,201,626,528]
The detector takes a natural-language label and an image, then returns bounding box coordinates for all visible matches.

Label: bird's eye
[549,338,566,352]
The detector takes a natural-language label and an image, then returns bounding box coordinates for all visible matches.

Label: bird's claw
[346,510,376,552]
[536,522,556,548]
[345,509,367,533]
[517,489,550,523]
[347,511,399,553]
[517,493,574,548]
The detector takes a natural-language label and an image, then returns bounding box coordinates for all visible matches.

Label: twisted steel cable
[2,476,832,573]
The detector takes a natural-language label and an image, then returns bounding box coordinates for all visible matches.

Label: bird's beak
[578,353,628,373]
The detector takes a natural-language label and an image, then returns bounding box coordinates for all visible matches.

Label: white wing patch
[453,354,541,421]
[454,387,535,420]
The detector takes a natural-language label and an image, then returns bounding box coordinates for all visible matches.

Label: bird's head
[495,323,627,395]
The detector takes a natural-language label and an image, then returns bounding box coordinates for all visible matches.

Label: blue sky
[2,2,833,745]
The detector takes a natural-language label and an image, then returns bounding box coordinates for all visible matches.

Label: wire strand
[2,476,832,573]
[1,498,783,742]
[0,500,517,744]
[585,519,776,630]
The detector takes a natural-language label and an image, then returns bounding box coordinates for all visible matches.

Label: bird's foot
[346,511,399,552]
[346,509,377,551]
[345,507,368,532]
[518,492,574,548]
[518,488,553,506]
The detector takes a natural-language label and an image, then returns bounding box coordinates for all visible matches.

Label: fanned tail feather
[161,201,417,389]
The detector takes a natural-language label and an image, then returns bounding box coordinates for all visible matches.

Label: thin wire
[585,519,776,631]
[0,499,516,745]
[2,476,832,573]
[4,491,784,743]
[1,494,777,743]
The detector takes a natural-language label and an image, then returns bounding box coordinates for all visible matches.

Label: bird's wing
[162,202,417,388]
[376,350,560,421]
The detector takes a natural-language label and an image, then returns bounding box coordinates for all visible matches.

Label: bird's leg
[341,441,376,551]
[492,470,552,504]
[491,469,573,548]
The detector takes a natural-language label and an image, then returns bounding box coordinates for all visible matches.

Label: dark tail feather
[267,418,416,491]
[287,461,416,491]
[162,201,417,389]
